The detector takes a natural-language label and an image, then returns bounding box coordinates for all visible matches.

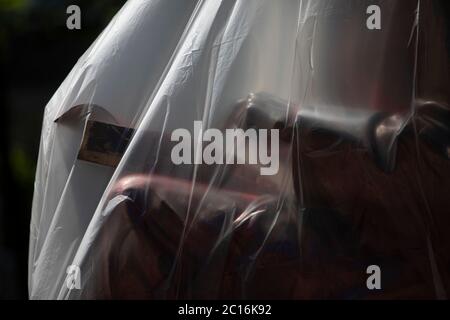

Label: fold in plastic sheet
[29,0,450,299]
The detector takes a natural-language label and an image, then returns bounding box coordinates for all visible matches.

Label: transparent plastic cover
[29,0,450,299]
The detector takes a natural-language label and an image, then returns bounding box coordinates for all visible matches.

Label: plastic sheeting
[29,0,450,299]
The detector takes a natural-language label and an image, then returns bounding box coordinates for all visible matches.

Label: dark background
[0,0,126,299]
